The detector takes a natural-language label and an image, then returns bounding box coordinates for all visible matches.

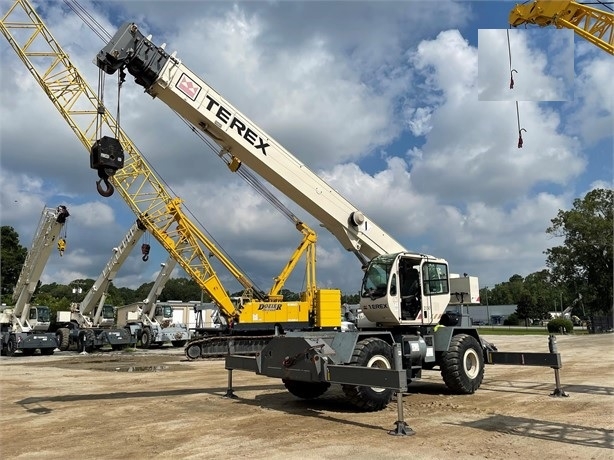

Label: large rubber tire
[283,379,330,399]
[171,340,187,348]
[56,328,70,351]
[140,328,152,349]
[341,337,394,412]
[440,333,484,394]
[40,347,55,356]
[6,336,17,357]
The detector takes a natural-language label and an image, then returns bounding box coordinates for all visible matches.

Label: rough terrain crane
[116,256,191,348]
[95,19,569,415]
[55,220,144,352]
[93,22,499,411]
[509,0,613,55]
[1,1,339,362]
[0,205,69,356]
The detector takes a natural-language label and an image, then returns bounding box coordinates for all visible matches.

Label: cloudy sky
[1,0,612,299]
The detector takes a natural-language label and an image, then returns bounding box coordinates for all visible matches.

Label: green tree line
[2,189,611,321]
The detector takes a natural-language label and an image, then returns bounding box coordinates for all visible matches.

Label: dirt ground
[1,334,613,460]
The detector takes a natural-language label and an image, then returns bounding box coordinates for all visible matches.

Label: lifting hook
[517,128,527,149]
[95,169,115,197]
[96,177,114,197]
[509,69,518,89]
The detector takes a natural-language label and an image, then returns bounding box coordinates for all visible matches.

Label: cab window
[361,259,392,299]
[422,263,449,295]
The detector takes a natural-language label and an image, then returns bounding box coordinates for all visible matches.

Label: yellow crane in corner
[509,0,614,55]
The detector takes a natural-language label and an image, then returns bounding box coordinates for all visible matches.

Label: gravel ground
[1,333,613,459]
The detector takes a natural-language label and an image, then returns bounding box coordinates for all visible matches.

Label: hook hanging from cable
[516,101,526,148]
[507,29,518,90]
[510,69,518,90]
[141,231,151,262]
[91,68,125,197]
[518,128,527,149]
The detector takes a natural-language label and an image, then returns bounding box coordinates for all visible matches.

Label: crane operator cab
[359,253,451,327]
[154,304,174,328]
[99,304,117,328]
[28,306,52,332]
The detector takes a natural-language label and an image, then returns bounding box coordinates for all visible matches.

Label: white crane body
[0,205,69,356]
[95,23,479,329]
[116,256,190,348]
[92,23,492,410]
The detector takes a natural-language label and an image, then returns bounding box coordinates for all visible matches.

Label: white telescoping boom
[95,24,405,266]
[142,256,178,320]
[95,24,479,329]
[0,205,69,356]
[55,220,145,352]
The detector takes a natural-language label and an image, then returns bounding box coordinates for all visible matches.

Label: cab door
[420,261,450,324]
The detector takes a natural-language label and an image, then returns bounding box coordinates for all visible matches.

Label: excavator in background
[509,0,613,55]
[55,220,143,352]
[0,205,69,356]
[1,0,339,363]
[116,256,191,348]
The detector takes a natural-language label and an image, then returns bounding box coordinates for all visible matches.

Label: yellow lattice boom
[510,0,613,55]
[0,0,242,318]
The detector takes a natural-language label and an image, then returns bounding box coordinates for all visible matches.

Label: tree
[37,282,73,300]
[280,289,299,301]
[160,277,203,301]
[133,281,155,302]
[483,275,527,306]
[522,270,558,317]
[1,226,28,301]
[515,291,546,326]
[342,293,360,304]
[545,188,613,315]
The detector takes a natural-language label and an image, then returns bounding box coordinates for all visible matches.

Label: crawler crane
[55,220,143,352]
[0,205,69,356]
[116,256,191,348]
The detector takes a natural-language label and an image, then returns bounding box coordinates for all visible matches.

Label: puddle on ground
[103,365,170,372]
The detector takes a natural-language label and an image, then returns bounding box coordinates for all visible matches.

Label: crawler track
[184,334,276,360]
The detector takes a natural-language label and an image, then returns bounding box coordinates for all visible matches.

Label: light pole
[484,286,490,327]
